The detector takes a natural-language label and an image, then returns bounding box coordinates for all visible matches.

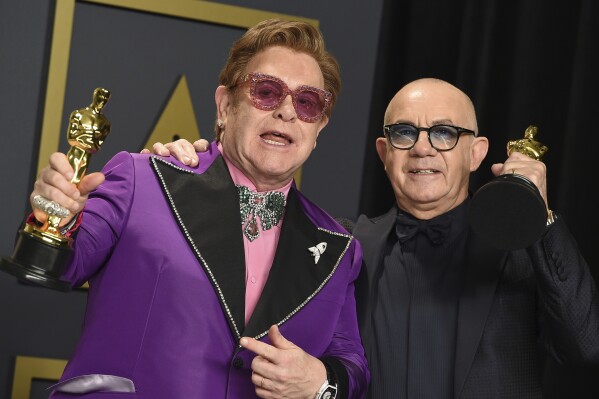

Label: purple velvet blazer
[50,142,368,398]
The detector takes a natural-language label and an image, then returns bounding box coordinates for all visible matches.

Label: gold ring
[512,168,517,175]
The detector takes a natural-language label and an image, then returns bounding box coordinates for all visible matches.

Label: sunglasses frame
[234,72,332,123]
[383,123,476,151]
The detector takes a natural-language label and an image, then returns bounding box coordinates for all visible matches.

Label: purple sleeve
[62,151,136,287]
[321,238,369,398]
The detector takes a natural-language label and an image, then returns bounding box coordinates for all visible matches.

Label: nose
[410,130,436,156]
[274,94,297,122]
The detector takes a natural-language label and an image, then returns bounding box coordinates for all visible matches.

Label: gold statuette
[507,125,548,160]
[0,88,112,291]
[469,125,549,250]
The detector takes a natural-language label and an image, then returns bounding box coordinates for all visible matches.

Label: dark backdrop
[360,0,599,396]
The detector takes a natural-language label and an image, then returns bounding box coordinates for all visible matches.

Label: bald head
[385,78,478,134]
[376,78,488,219]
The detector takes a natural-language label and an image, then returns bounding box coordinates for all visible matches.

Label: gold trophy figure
[507,125,548,160]
[0,88,111,291]
[469,125,549,250]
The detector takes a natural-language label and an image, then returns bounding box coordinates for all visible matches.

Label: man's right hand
[31,152,105,226]
[141,139,210,167]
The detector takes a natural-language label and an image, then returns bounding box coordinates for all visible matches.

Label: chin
[255,163,295,179]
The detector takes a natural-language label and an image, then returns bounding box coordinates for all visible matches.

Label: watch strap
[319,357,348,399]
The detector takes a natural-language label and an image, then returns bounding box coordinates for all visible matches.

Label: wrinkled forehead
[245,46,325,89]
[385,83,476,130]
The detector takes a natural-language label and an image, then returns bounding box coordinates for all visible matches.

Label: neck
[219,144,293,192]
[239,165,293,192]
[397,196,468,220]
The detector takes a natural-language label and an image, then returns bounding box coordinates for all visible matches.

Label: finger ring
[260,376,265,388]
[32,195,70,218]
[512,168,517,175]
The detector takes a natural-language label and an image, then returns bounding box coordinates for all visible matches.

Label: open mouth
[409,169,439,174]
[260,131,292,146]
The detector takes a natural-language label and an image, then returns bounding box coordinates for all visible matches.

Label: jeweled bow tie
[395,211,452,245]
[237,185,286,241]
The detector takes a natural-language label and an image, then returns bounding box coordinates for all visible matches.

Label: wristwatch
[315,363,338,399]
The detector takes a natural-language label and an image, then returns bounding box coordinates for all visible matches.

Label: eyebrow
[386,119,455,126]
[430,119,454,126]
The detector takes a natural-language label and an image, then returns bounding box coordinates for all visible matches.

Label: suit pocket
[51,393,137,399]
[50,374,136,395]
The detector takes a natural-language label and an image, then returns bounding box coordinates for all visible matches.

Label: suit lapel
[151,156,246,339]
[353,207,397,338]
[361,208,397,294]
[454,229,507,398]
[243,188,353,339]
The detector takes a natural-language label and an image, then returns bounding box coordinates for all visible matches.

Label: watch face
[321,386,337,399]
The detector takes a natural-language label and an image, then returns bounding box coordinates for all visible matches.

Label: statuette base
[469,174,547,250]
[0,228,72,291]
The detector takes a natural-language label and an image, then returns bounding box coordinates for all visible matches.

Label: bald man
[152,78,599,399]
[353,78,598,399]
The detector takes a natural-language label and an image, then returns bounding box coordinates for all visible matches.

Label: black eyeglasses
[383,123,476,151]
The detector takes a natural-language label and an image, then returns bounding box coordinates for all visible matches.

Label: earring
[217,119,224,128]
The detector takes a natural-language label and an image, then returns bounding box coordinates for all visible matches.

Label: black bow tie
[395,211,452,245]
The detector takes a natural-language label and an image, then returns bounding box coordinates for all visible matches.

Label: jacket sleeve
[527,216,599,365]
[320,237,370,399]
[62,151,136,287]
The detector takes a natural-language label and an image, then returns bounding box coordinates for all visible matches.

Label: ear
[375,137,389,165]
[313,115,329,146]
[469,136,489,172]
[215,85,231,125]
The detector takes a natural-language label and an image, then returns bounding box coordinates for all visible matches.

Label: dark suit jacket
[353,206,599,399]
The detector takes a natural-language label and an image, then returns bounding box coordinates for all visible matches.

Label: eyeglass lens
[251,78,327,121]
[387,125,462,150]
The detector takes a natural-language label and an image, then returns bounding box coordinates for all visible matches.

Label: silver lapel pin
[308,242,327,264]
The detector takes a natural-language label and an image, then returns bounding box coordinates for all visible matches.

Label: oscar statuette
[469,125,548,250]
[0,88,111,291]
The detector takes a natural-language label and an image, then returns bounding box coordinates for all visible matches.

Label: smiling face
[376,79,488,219]
[216,46,329,191]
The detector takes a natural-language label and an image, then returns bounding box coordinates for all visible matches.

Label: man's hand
[240,325,327,399]
[31,152,104,225]
[491,151,548,209]
[141,138,210,167]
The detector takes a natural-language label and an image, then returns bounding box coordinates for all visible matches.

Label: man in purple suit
[28,19,368,398]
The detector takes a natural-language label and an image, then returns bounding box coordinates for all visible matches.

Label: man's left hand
[491,151,549,209]
[240,325,327,399]
[140,138,209,166]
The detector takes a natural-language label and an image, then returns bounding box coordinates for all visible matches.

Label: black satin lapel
[243,189,352,339]
[361,208,397,294]
[454,229,507,398]
[151,156,246,339]
[353,207,397,336]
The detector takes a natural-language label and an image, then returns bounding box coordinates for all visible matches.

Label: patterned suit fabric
[353,206,599,399]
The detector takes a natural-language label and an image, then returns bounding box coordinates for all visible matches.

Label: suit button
[557,266,564,274]
[551,253,559,261]
[233,357,244,369]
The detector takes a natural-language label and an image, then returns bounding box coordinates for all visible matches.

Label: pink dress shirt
[218,144,292,325]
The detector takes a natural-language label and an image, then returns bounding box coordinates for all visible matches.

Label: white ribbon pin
[308,242,327,264]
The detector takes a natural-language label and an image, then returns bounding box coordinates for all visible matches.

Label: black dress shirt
[368,200,470,399]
